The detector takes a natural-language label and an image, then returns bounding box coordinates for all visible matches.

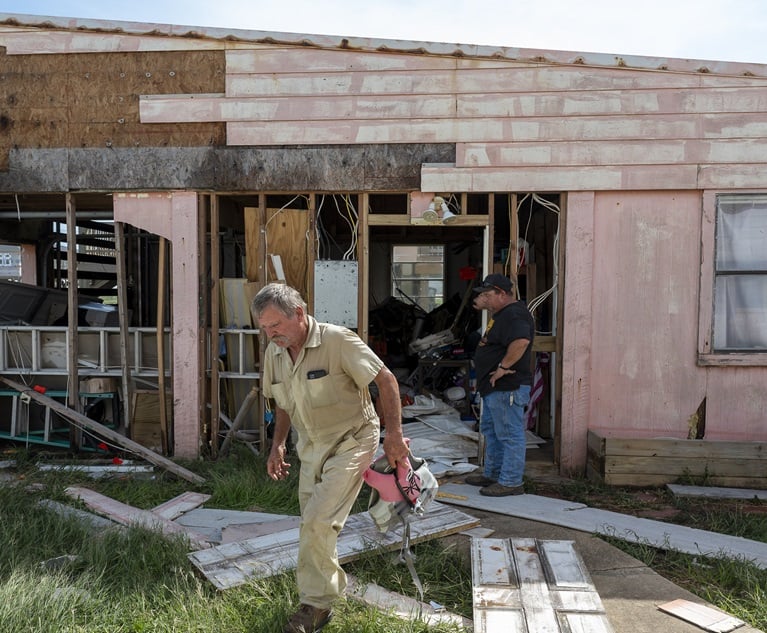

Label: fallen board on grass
[152,491,212,521]
[65,486,211,550]
[658,599,745,633]
[437,484,767,569]
[666,484,767,501]
[189,502,480,590]
[346,574,472,629]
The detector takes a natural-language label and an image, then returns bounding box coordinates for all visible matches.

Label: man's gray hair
[252,283,307,318]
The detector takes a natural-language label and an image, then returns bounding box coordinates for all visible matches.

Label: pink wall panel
[587,191,706,438]
[560,192,595,475]
[703,367,767,440]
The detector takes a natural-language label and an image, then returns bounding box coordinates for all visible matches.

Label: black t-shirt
[473,300,534,396]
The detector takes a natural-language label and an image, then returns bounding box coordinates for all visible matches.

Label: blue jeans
[479,386,531,487]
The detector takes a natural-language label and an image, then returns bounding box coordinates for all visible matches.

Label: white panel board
[471,538,614,633]
[314,260,358,328]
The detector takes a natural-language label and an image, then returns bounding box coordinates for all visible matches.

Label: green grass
[0,447,467,633]
[1,448,765,632]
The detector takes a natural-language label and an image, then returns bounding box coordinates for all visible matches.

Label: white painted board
[314,260,358,328]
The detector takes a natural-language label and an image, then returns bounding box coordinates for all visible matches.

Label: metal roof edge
[1,12,766,77]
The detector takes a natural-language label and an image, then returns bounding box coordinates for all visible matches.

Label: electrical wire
[513,193,561,334]
[314,194,327,258]
[316,195,347,259]
[334,194,358,261]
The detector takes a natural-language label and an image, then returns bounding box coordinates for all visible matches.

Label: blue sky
[1,0,767,64]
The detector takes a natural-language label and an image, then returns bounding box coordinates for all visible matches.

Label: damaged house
[0,12,766,485]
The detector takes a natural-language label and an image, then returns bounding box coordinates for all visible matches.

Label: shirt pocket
[306,373,340,409]
[270,382,291,410]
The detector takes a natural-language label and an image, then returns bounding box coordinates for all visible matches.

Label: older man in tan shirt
[252,283,409,633]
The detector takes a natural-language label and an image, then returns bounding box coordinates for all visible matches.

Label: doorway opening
[365,191,562,461]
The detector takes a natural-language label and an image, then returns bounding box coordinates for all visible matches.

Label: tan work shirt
[262,316,383,446]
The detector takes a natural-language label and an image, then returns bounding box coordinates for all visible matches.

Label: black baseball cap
[473,273,512,293]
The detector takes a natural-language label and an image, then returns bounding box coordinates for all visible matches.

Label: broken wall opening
[366,192,562,448]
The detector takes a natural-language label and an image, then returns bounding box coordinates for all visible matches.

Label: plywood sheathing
[0,48,225,171]
[265,206,310,296]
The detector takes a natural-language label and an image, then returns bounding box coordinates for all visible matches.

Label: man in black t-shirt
[466,273,534,496]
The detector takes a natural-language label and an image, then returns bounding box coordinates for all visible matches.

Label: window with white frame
[713,194,767,351]
[391,245,444,313]
[0,244,21,282]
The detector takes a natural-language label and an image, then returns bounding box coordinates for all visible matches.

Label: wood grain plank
[658,599,745,633]
[457,139,767,168]
[420,164,700,193]
[667,484,767,501]
[141,93,457,123]
[225,67,767,98]
[226,48,459,73]
[228,112,767,147]
[601,437,767,459]
[605,455,766,477]
[65,486,211,549]
[143,86,767,125]
[151,491,212,520]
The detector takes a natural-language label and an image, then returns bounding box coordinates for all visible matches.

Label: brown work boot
[283,604,333,633]
[465,472,496,487]
[479,482,524,497]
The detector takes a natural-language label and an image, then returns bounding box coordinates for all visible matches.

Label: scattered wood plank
[189,502,480,590]
[151,491,212,521]
[0,376,205,485]
[174,507,298,543]
[65,486,211,549]
[471,538,613,633]
[667,484,767,501]
[38,499,122,532]
[346,574,472,630]
[38,464,155,478]
[461,526,495,539]
[221,516,300,543]
[658,599,745,633]
[437,484,767,569]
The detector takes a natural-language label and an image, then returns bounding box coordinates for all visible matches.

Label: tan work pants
[296,422,379,608]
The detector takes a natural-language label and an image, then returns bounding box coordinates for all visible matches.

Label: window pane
[716,195,767,271]
[0,244,21,281]
[713,275,767,350]
[392,245,444,312]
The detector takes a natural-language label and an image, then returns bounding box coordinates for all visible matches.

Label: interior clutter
[0,190,561,462]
